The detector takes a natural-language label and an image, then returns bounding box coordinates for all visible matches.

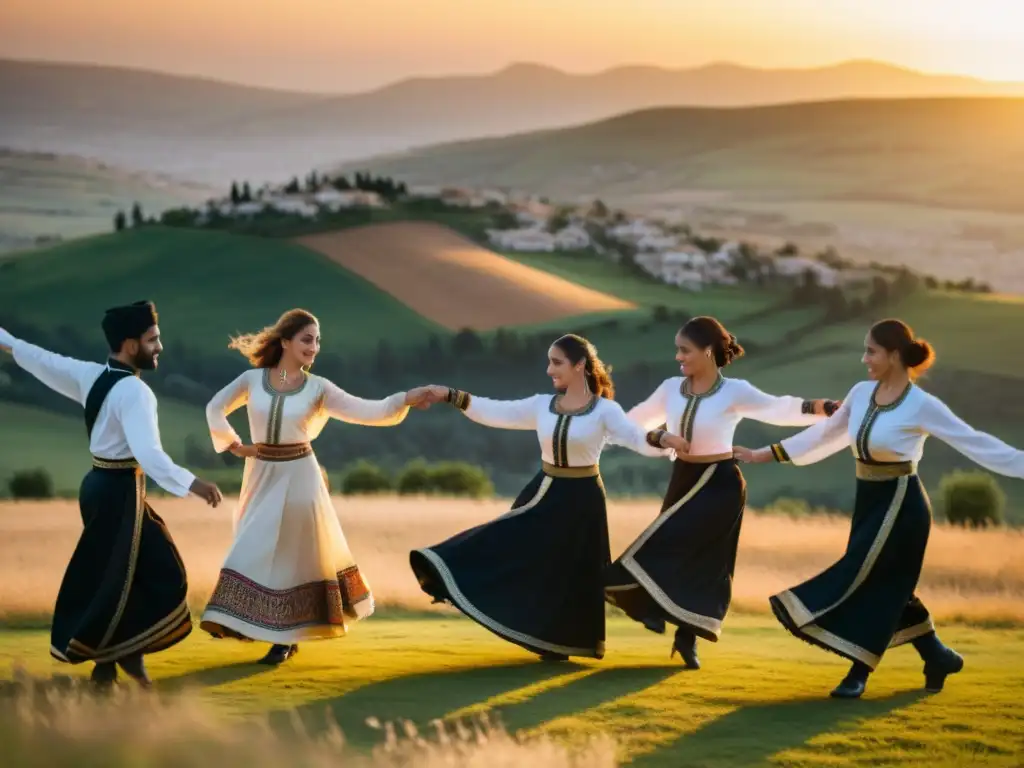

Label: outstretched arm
[0,330,103,404]
[604,400,685,457]
[206,372,250,453]
[118,381,198,498]
[732,380,839,427]
[322,379,411,426]
[625,379,673,430]
[430,385,541,431]
[736,384,857,466]
[922,395,1024,478]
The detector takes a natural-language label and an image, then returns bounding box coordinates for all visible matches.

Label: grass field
[0,227,446,356]
[1,495,1023,766]
[0,149,212,251]
[298,223,635,330]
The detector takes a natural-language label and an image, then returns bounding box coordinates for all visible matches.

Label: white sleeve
[117,381,196,497]
[461,394,540,431]
[603,400,667,457]
[11,339,103,405]
[922,395,1024,478]
[775,384,859,466]
[206,372,250,453]
[625,379,673,430]
[731,380,825,427]
[322,379,410,426]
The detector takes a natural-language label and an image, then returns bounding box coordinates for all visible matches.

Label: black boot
[642,615,667,635]
[670,627,700,670]
[259,644,299,665]
[913,632,964,693]
[115,653,152,688]
[90,662,118,689]
[830,661,871,699]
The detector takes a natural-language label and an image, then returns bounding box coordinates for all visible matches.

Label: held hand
[0,327,11,354]
[190,477,224,507]
[661,433,690,454]
[227,442,258,458]
[733,446,773,464]
[404,386,432,409]
[815,399,841,417]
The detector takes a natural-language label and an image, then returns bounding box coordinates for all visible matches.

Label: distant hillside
[4,58,1024,184]
[0,149,213,251]
[338,97,1024,213]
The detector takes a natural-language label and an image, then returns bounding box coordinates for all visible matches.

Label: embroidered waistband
[676,452,734,465]
[856,460,916,481]
[255,442,313,462]
[542,462,600,478]
[91,456,140,471]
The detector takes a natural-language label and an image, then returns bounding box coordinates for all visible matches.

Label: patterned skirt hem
[769,595,881,670]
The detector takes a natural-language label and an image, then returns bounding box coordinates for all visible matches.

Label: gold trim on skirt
[255,442,313,462]
[856,460,916,481]
[91,457,140,471]
[541,462,600,478]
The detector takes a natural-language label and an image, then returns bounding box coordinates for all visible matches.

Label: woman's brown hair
[228,309,319,368]
[869,318,936,378]
[552,334,615,399]
[680,316,745,367]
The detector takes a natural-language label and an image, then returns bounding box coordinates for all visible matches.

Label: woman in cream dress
[200,309,428,665]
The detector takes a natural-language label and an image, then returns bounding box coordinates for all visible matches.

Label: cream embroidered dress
[200,368,409,644]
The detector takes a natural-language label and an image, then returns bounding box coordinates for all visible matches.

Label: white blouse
[4,335,196,497]
[626,375,825,456]
[206,368,409,452]
[455,393,664,467]
[777,380,1024,477]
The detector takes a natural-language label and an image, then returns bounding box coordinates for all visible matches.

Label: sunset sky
[2,0,1021,92]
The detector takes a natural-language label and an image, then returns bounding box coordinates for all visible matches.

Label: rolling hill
[342,97,1024,292]
[297,222,634,330]
[0,149,213,251]
[5,58,1024,184]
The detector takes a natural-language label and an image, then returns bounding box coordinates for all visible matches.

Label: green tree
[113,210,127,232]
[9,469,55,499]
[130,202,144,227]
[341,461,392,495]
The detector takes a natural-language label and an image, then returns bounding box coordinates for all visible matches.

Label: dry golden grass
[1,496,1021,627]
[0,668,615,767]
[296,222,635,330]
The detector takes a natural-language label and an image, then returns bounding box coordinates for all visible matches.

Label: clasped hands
[404,384,450,410]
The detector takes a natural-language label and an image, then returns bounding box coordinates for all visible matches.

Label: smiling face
[862,332,901,381]
[281,322,321,368]
[547,344,583,390]
[125,325,162,370]
[675,331,712,378]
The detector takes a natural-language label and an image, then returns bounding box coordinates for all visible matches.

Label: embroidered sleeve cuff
[823,400,840,417]
[646,428,666,448]
[801,400,815,415]
[446,388,472,411]
[770,443,791,463]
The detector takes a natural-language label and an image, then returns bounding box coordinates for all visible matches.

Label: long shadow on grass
[157,660,271,692]
[630,689,926,768]
[271,661,676,748]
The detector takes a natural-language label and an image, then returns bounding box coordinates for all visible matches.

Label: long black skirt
[769,473,935,670]
[605,460,745,642]
[410,470,610,659]
[50,465,193,664]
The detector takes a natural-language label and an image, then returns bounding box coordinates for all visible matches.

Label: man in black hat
[0,301,223,688]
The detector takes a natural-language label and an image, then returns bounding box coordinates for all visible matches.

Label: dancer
[199,309,431,665]
[735,318,1024,698]
[0,304,223,688]
[605,316,839,669]
[409,334,689,661]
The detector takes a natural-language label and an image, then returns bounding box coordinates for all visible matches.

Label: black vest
[84,360,138,440]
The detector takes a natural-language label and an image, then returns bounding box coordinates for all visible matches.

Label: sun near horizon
[0,0,1021,92]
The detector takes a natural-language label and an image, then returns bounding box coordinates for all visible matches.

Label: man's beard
[132,349,157,370]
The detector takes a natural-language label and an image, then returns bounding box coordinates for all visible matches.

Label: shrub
[396,460,494,498]
[8,469,55,499]
[340,461,392,495]
[396,460,433,495]
[940,470,1005,528]
[426,462,494,498]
